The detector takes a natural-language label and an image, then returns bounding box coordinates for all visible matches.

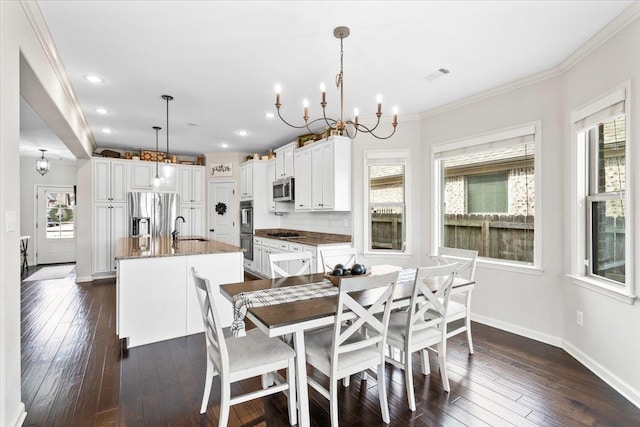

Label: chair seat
[386,311,441,350]
[427,300,466,321]
[225,328,296,375]
[305,327,380,377]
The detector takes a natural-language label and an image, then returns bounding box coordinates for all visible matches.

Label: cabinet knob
[209,229,215,232]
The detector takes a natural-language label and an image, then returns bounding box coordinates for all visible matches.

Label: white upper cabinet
[294,149,312,210]
[296,136,351,212]
[93,158,127,203]
[240,162,254,199]
[266,159,276,211]
[130,162,177,191]
[275,142,295,178]
[178,165,205,204]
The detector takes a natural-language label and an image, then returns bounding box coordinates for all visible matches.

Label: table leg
[293,330,310,427]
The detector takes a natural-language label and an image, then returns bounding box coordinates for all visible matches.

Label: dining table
[220,269,474,427]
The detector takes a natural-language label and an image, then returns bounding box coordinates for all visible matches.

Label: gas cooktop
[267,232,302,238]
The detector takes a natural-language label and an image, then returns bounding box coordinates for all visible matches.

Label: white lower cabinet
[179,204,205,236]
[93,203,127,274]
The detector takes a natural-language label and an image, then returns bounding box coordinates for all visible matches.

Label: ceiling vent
[423,68,450,82]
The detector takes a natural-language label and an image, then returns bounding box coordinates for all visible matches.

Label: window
[571,84,633,300]
[365,151,409,253]
[433,123,540,267]
[46,190,75,239]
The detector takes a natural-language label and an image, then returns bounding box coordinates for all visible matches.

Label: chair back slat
[330,272,399,376]
[406,264,458,348]
[191,267,228,372]
[319,247,358,273]
[269,251,313,278]
[437,247,478,280]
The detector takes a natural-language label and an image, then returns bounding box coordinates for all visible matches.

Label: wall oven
[240,233,253,261]
[239,200,253,261]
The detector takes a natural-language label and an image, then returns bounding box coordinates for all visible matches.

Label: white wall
[417,14,640,407]
[1,2,94,425]
[279,211,351,236]
[19,158,77,265]
[562,17,640,406]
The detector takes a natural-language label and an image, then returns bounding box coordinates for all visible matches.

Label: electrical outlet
[577,310,584,326]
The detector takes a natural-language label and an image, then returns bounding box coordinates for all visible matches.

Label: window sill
[363,251,412,259]
[477,258,544,275]
[568,274,636,304]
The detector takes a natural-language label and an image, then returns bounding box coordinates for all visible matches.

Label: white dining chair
[191,268,297,426]
[269,251,313,278]
[304,271,399,426]
[319,247,358,273]
[436,246,478,354]
[383,264,457,411]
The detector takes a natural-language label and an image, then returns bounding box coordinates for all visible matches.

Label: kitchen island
[115,236,243,348]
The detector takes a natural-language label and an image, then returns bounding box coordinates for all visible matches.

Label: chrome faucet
[172,216,186,242]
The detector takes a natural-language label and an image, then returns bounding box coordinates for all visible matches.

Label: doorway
[35,185,76,265]
[209,181,237,245]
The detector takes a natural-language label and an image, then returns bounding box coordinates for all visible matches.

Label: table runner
[231,280,338,337]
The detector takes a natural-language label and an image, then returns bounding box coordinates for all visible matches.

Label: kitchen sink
[178,237,208,242]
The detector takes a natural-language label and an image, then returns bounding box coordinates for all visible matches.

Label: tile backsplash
[279,211,352,236]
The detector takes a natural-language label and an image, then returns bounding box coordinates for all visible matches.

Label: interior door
[209,181,236,244]
[36,186,76,264]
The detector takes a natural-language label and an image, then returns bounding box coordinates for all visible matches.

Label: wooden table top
[220,272,474,333]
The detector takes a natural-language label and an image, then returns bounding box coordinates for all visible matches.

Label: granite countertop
[254,229,351,246]
[115,236,243,260]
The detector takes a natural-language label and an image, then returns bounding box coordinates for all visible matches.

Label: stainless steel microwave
[273,176,295,202]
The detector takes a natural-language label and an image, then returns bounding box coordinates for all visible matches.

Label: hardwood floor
[21,268,640,426]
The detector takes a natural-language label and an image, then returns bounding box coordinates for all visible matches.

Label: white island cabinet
[115,237,243,348]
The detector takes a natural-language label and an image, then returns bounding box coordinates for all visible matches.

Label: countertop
[254,229,351,246]
[115,236,243,260]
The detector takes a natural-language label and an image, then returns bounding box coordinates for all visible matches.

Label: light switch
[6,211,16,232]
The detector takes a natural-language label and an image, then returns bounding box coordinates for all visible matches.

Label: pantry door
[209,181,237,245]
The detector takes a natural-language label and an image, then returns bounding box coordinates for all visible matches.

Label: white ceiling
[28,0,634,158]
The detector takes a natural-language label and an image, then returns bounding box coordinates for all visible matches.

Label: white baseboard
[10,402,26,427]
[563,341,640,410]
[472,313,563,347]
[75,275,94,283]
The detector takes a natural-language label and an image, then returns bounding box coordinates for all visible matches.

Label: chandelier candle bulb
[393,106,398,126]
[376,94,382,116]
[303,99,309,122]
[354,108,360,125]
[320,82,327,105]
[275,84,281,107]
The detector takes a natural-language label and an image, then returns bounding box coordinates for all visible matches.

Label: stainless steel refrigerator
[128,192,178,237]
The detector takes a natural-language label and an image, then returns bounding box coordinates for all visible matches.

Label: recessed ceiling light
[236,129,249,137]
[423,68,451,82]
[220,143,229,148]
[264,112,275,119]
[187,123,198,127]
[101,128,113,134]
[84,74,104,84]
[95,107,110,115]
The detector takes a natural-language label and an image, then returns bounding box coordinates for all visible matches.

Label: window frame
[569,82,635,303]
[431,121,543,271]
[363,150,411,256]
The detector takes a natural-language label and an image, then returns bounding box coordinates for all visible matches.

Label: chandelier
[275,26,397,140]
[35,149,50,175]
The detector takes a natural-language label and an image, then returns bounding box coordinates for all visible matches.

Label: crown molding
[19,0,96,147]
[558,1,640,73]
[421,2,640,120]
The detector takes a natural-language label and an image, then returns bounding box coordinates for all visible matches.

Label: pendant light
[161,94,174,181]
[35,149,50,175]
[152,126,163,189]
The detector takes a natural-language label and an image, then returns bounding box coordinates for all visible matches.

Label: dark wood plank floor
[22,267,640,426]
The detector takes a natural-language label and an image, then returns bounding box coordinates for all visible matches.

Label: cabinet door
[130,163,154,190]
[240,164,253,198]
[179,205,192,235]
[190,205,205,236]
[294,150,312,210]
[283,145,295,177]
[266,160,276,211]
[191,167,205,204]
[311,145,324,209]
[158,164,177,192]
[245,163,253,197]
[110,204,128,270]
[93,204,112,273]
[254,244,263,275]
[178,167,192,203]
[111,161,128,202]
[320,143,334,209]
[93,160,111,203]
